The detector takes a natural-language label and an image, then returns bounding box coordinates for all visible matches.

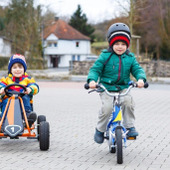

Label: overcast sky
[35,0,128,23]
[0,0,129,24]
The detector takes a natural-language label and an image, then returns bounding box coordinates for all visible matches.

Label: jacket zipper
[117,56,122,82]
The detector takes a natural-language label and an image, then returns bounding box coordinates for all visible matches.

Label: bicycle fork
[107,105,128,148]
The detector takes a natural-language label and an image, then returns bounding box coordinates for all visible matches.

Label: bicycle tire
[115,128,123,164]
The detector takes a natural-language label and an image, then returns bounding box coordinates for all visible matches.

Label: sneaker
[27,112,37,127]
[94,128,104,144]
[126,127,139,137]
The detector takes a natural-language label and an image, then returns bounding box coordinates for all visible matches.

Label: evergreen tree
[69,5,95,42]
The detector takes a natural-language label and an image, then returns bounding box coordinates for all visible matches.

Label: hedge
[0,57,10,70]
[0,56,46,70]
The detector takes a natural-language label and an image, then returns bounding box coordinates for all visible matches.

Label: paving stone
[0,82,169,169]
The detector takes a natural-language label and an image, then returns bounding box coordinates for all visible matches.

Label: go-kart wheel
[39,121,50,151]
[37,115,46,138]
[37,115,46,123]
[115,128,123,164]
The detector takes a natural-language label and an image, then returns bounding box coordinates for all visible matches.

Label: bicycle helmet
[107,23,131,47]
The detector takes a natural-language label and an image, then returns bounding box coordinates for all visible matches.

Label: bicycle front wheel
[115,128,123,164]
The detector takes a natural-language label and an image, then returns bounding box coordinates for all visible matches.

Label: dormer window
[48,42,52,47]
[48,41,58,47]
[54,42,58,47]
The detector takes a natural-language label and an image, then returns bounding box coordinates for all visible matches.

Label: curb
[1,70,170,84]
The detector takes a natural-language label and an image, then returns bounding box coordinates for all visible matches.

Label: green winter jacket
[87,49,146,91]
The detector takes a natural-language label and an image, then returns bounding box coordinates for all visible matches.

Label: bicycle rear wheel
[115,128,123,164]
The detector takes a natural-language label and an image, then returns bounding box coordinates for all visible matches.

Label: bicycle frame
[106,100,128,148]
[96,84,136,145]
[85,81,148,164]
[100,83,137,164]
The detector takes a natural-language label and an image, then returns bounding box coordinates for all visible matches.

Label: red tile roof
[43,19,91,41]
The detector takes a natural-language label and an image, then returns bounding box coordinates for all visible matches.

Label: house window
[48,41,58,47]
[72,55,75,61]
[76,41,79,47]
[48,42,52,47]
[77,55,80,61]
[54,42,58,47]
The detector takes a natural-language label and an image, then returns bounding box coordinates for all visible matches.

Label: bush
[0,56,46,70]
[25,57,46,70]
[0,56,10,70]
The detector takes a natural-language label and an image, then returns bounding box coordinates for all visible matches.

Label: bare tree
[4,0,42,57]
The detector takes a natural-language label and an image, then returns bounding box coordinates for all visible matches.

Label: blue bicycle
[85,81,148,164]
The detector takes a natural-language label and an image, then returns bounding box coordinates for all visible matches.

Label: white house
[0,36,12,57]
[43,19,91,68]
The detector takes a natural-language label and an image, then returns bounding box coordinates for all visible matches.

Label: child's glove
[0,88,5,95]
[25,87,32,94]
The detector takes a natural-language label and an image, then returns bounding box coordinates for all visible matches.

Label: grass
[91,41,108,47]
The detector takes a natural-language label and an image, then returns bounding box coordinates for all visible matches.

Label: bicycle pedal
[127,136,136,140]
[104,136,109,140]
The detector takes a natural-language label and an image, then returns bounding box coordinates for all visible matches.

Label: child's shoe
[94,128,104,144]
[126,127,139,137]
[27,112,37,127]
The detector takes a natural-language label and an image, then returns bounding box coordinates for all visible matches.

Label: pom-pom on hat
[107,23,131,47]
[8,54,27,73]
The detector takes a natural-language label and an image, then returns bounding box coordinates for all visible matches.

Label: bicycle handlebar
[128,81,149,88]
[84,81,149,97]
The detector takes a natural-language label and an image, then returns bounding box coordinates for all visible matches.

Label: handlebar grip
[135,82,149,88]
[144,82,149,88]
[96,84,100,88]
[84,83,90,90]
[84,83,100,90]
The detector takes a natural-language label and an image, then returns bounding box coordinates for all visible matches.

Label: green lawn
[91,41,108,47]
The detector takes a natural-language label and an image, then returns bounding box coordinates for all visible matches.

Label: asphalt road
[0,82,170,170]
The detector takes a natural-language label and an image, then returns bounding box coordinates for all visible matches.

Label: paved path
[0,82,170,170]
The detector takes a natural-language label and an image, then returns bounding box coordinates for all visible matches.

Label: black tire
[39,121,50,151]
[37,115,46,124]
[37,115,46,138]
[115,128,123,164]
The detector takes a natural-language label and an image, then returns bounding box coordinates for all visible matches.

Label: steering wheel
[4,83,27,97]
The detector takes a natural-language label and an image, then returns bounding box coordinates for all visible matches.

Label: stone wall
[70,60,170,77]
[70,61,94,75]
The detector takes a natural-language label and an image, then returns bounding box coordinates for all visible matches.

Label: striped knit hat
[107,23,131,48]
[8,54,27,73]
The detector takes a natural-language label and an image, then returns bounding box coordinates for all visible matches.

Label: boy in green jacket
[87,23,147,144]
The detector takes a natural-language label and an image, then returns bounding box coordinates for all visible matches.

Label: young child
[0,54,39,126]
[87,23,147,144]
